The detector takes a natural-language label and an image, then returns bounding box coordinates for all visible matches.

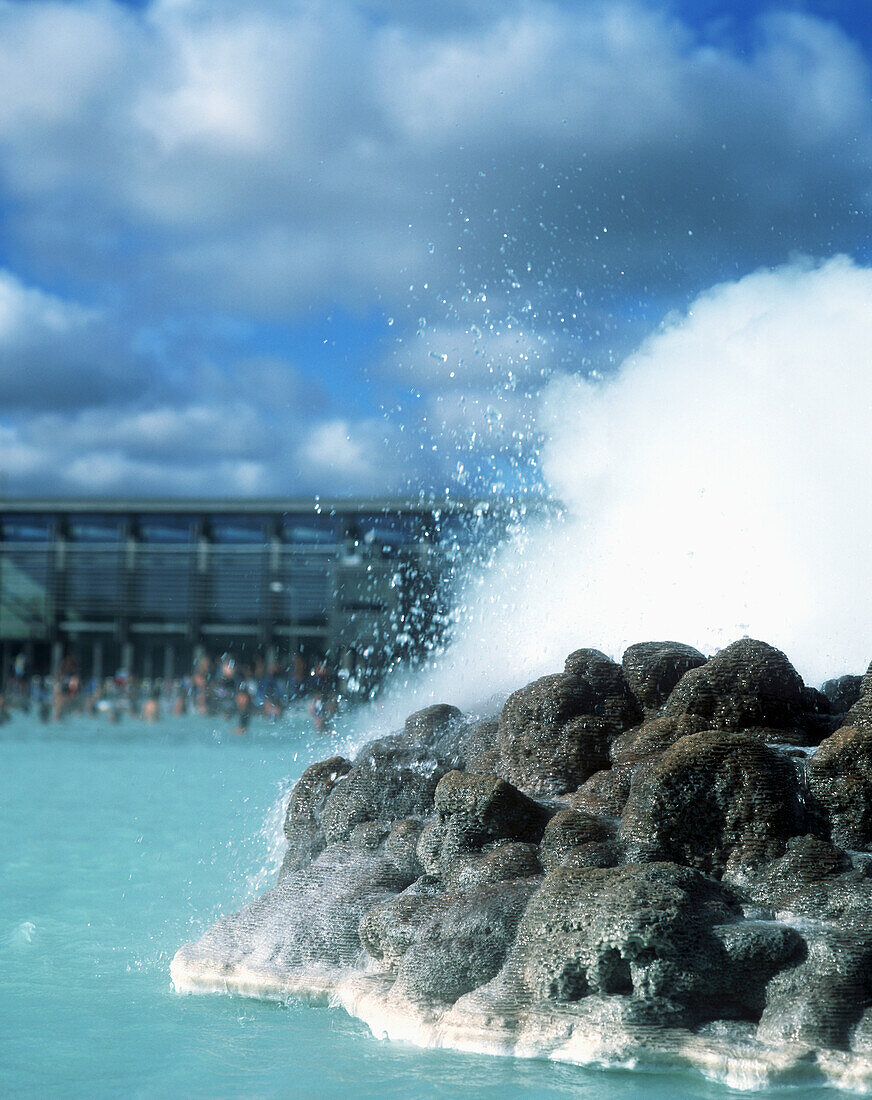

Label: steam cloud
[382,254,872,721]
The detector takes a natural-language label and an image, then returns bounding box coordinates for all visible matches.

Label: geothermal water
[0,710,852,1098]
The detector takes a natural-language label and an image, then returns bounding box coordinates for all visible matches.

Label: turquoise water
[0,710,851,1098]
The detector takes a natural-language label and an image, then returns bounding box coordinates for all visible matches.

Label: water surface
[0,711,852,1098]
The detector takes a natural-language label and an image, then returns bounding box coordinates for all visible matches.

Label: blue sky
[0,0,870,499]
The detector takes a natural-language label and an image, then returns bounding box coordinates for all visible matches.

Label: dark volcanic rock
[433,770,551,846]
[404,704,467,767]
[562,648,642,729]
[417,770,551,882]
[499,678,618,798]
[758,929,872,1050]
[320,735,448,845]
[463,717,501,775]
[539,808,615,872]
[498,673,598,796]
[663,638,807,733]
[177,634,872,1076]
[496,650,642,797]
[561,838,622,870]
[570,763,634,817]
[188,844,412,975]
[504,862,744,1024]
[404,703,463,743]
[822,674,863,716]
[736,834,872,924]
[383,819,426,882]
[845,699,872,735]
[808,724,872,849]
[280,755,352,878]
[358,876,445,969]
[360,877,539,1007]
[620,731,800,876]
[444,842,542,890]
[844,668,872,733]
[710,920,805,1020]
[621,641,707,713]
[610,714,709,765]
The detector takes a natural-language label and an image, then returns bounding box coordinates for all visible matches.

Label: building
[0,497,515,683]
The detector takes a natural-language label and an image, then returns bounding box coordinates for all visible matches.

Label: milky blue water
[0,710,853,1098]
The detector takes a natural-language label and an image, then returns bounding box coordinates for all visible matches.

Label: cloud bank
[0,1,871,495]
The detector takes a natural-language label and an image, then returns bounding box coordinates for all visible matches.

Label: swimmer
[308,691,336,735]
[142,693,160,722]
[233,687,252,736]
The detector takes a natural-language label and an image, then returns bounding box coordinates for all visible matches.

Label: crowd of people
[0,649,371,735]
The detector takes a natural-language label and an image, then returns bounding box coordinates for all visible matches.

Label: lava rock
[620,731,800,876]
[404,703,463,743]
[562,648,642,729]
[561,838,623,870]
[463,717,501,775]
[417,770,551,880]
[497,651,643,797]
[569,763,634,817]
[433,770,551,846]
[280,755,352,878]
[735,834,872,924]
[403,704,467,768]
[499,674,614,796]
[360,877,539,1007]
[757,929,872,1050]
[663,638,807,732]
[503,862,741,1024]
[539,808,615,872]
[320,735,448,845]
[710,920,805,1019]
[822,675,863,716]
[609,714,708,764]
[442,842,543,891]
[844,667,872,732]
[383,818,427,882]
[358,876,446,969]
[185,844,413,977]
[807,724,872,849]
[621,641,707,713]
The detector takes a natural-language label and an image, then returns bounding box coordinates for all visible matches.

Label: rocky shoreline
[172,639,872,1091]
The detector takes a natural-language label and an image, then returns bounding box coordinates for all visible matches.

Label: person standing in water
[233,685,252,735]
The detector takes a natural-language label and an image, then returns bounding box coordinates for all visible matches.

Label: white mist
[373,254,872,726]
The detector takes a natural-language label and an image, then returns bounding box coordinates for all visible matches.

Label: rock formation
[172,637,872,1090]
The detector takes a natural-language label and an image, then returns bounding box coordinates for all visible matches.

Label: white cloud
[0,1,868,316]
[0,269,97,339]
[295,417,410,494]
[0,269,148,410]
[1,2,872,500]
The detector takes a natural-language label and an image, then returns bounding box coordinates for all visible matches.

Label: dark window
[0,546,53,636]
[67,515,125,543]
[350,512,423,549]
[274,552,332,625]
[65,546,123,618]
[137,515,197,543]
[281,515,338,545]
[0,514,56,542]
[133,548,193,620]
[209,516,269,544]
[204,548,268,622]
